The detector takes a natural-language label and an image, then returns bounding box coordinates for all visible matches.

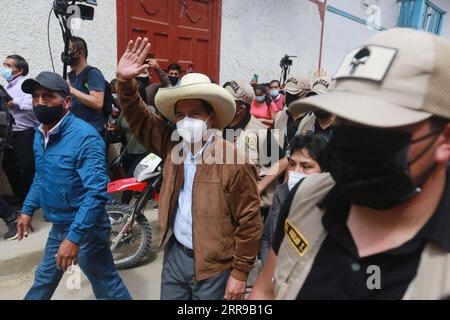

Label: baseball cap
[22,72,70,95]
[289,77,333,115]
[283,75,311,95]
[292,28,450,128]
[308,77,333,95]
[224,80,255,104]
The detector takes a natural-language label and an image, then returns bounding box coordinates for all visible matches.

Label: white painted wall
[219,0,416,84]
[0,0,448,87]
[323,0,450,75]
[322,0,400,75]
[0,0,117,85]
[327,0,399,27]
[219,0,322,85]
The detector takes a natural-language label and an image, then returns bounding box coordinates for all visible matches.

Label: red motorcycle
[107,153,162,269]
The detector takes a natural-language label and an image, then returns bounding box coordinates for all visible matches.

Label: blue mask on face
[270,90,279,98]
[0,67,14,82]
[255,96,265,103]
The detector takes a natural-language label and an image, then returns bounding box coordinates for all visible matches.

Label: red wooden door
[117,0,222,82]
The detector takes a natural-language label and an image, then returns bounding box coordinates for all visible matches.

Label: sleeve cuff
[66,229,84,245]
[156,67,165,76]
[116,78,138,95]
[231,269,249,282]
[20,209,34,216]
[21,203,37,216]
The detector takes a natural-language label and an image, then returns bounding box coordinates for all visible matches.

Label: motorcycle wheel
[106,204,152,270]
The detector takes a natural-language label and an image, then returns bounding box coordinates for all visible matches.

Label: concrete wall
[219,0,425,84]
[0,1,117,195]
[1,0,323,86]
[0,0,117,85]
[322,0,450,75]
[2,0,449,87]
[322,0,400,75]
[219,0,322,84]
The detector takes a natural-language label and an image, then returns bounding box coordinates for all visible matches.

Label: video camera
[53,0,97,20]
[280,54,297,68]
[279,54,297,87]
[52,0,97,79]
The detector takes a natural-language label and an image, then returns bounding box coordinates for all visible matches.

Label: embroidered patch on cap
[334,45,398,82]
[229,80,241,94]
[285,219,309,256]
[286,77,298,86]
[313,78,330,89]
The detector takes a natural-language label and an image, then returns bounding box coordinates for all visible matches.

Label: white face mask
[176,116,209,144]
[287,171,307,191]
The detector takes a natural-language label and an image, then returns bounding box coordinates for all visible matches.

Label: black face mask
[285,93,299,108]
[328,125,440,210]
[169,76,179,86]
[70,57,80,68]
[33,104,65,125]
[314,110,332,120]
[68,51,81,67]
[136,76,150,86]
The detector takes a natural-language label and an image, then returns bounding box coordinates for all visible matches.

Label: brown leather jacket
[117,78,262,281]
[145,67,170,107]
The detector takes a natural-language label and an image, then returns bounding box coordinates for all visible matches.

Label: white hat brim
[289,91,432,128]
[155,83,236,130]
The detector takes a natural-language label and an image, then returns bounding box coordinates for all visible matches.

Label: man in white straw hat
[250,28,450,300]
[115,38,262,300]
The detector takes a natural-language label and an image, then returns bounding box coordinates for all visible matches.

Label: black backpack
[77,66,113,122]
[0,86,14,139]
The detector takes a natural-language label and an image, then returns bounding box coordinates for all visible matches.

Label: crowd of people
[0,26,449,300]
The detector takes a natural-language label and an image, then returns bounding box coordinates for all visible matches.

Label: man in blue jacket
[16,72,131,300]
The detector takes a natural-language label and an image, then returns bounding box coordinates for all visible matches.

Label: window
[397,0,446,35]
